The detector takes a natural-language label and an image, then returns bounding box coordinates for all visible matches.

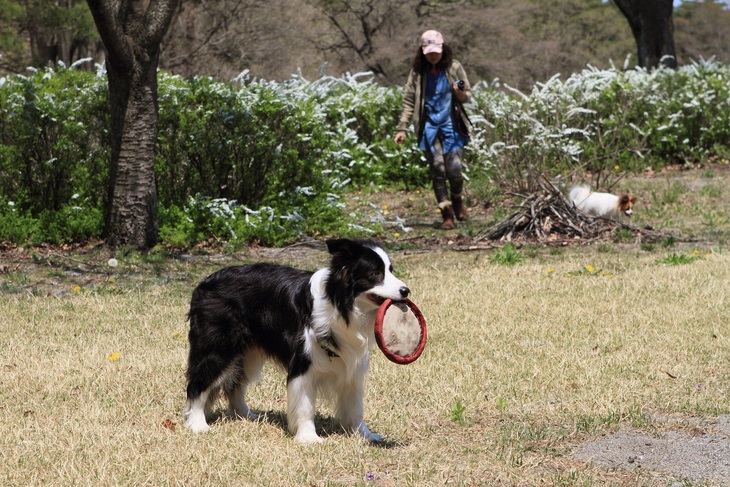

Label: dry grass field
[1,167,729,486]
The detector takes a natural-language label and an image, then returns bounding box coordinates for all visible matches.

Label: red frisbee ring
[374,298,427,364]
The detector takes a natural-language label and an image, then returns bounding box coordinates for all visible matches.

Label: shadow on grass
[208,408,406,447]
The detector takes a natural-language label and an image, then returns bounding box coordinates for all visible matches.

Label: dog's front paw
[292,421,323,444]
[365,431,384,443]
[355,422,384,443]
[294,432,324,444]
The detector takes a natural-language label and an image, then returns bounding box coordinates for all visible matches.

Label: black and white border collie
[183,238,410,443]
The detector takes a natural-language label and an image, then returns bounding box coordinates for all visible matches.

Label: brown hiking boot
[453,197,468,221]
[439,205,455,230]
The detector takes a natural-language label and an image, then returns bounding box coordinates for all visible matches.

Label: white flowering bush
[468,58,730,191]
[293,71,427,190]
[1,59,729,246]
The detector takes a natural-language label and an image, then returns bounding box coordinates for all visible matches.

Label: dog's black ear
[326,238,364,257]
[325,239,364,326]
[327,238,383,260]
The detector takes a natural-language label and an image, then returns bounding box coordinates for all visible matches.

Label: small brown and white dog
[569,185,637,219]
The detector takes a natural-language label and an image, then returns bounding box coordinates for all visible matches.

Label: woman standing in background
[394,30,472,230]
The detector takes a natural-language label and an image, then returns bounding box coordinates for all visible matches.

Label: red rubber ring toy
[374,298,427,364]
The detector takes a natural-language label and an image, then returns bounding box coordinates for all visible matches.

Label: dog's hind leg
[225,349,265,421]
[184,352,236,432]
[183,386,215,433]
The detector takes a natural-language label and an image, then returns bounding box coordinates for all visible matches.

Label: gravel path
[572,415,730,485]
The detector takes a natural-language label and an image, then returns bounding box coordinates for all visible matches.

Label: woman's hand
[394,131,407,145]
[453,81,467,102]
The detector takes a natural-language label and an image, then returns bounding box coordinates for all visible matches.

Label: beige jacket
[396,60,472,136]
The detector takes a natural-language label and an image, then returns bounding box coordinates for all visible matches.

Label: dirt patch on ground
[572,415,730,485]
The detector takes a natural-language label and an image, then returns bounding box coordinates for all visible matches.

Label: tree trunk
[613,0,677,69]
[105,53,160,249]
[86,0,179,249]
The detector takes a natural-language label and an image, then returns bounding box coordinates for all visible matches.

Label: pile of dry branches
[476,176,668,246]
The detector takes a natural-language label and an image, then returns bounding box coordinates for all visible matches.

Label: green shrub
[156,74,334,210]
[38,202,104,244]
[0,200,40,243]
[158,193,365,249]
[0,65,109,216]
[3,60,730,247]
[0,196,103,245]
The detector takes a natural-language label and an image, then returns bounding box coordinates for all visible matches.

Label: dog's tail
[569,185,591,205]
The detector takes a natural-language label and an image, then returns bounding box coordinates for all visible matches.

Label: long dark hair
[411,44,454,73]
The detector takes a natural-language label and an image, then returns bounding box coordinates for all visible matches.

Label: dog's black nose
[399,286,410,298]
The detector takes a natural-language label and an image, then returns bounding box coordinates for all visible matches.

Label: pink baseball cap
[420,30,443,55]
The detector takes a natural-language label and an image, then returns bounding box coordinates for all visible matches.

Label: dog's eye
[357,271,382,283]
